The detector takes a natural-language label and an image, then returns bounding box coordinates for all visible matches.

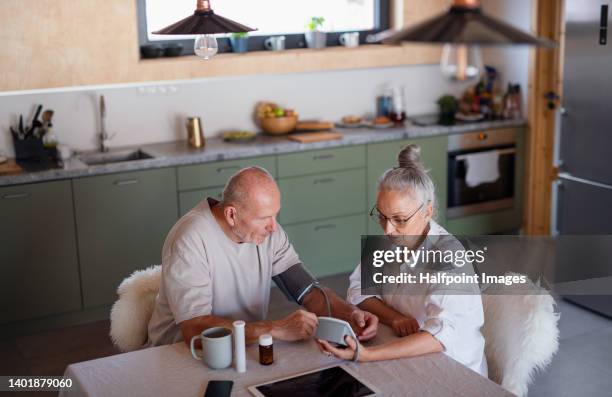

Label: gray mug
[190,327,233,369]
[264,35,286,51]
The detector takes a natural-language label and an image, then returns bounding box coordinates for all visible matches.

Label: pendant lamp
[153,0,256,59]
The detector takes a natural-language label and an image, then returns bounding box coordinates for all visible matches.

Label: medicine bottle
[259,334,273,365]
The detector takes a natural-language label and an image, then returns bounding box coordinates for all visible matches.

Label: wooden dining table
[59,325,512,396]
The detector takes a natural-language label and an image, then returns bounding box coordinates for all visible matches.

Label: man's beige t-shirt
[146,198,300,346]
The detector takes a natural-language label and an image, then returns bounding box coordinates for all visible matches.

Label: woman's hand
[390,314,420,337]
[317,336,368,362]
[349,309,379,342]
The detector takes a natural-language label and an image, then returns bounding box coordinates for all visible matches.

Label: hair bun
[397,144,423,170]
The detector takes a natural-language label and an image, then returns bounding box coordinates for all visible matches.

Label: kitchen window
[137,0,390,57]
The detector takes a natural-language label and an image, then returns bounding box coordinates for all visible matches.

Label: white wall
[0,0,532,158]
[0,65,472,157]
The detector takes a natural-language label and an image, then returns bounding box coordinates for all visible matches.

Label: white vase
[305,31,327,49]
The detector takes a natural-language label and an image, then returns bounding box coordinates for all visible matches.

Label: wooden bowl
[260,115,298,135]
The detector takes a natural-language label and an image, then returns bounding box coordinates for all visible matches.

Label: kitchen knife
[9,126,21,139]
[25,104,43,139]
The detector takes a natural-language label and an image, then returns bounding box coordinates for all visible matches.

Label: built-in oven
[447,129,516,219]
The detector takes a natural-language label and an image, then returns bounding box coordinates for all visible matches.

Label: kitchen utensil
[339,32,360,47]
[222,130,256,143]
[190,327,233,370]
[40,109,54,138]
[9,126,22,140]
[25,105,43,139]
[372,122,395,129]
[260,115,297,135]
[264,36,286,51]
[19,115,24,136]
[376,95,392,117]
[57,144,72,161]
[186,117,206,148]
[0,159,23,176]
[41,109,53,126]
[288,131,342,143]
[295,121,334,131]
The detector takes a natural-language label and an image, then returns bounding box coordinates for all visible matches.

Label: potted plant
[437,95,458,125]
[230,32,249,53]
[305,16,326,49]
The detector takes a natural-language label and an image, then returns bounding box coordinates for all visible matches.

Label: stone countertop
[0,119,526,187]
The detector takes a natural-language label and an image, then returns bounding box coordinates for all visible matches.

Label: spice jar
[259,334,273,365]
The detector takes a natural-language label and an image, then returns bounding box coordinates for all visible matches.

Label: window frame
[136,0,391,57]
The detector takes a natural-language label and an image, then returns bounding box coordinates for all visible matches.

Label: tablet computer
[248,364,379,397]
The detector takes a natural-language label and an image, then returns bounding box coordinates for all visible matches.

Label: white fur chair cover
[110,265,161,352]
[482,272,560,397]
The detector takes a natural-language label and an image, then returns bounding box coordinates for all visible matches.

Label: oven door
[447,146,516,219]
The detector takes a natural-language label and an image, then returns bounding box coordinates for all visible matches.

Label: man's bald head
[221,166,278,209]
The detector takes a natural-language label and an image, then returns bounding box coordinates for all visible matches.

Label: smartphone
[204,380,233,397]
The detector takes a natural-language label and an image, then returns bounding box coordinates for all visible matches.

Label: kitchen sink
[78,149,154,166]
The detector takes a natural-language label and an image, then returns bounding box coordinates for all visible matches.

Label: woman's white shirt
[347,220,488,377]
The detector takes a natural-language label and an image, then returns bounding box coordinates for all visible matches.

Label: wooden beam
[524,0,564,235]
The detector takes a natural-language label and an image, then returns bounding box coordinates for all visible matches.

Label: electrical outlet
[137,84,180,95]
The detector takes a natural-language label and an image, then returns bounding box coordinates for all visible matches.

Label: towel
[465,150,500,187]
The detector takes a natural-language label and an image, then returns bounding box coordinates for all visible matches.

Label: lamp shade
[381,5,555,47]
[152,1,255,35]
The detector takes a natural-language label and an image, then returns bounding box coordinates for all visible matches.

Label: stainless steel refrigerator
[553,0,612,316]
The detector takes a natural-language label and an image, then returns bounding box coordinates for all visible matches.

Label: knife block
[11,131,57,164]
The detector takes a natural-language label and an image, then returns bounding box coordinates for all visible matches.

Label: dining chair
[481,272,560,397]
[109,265,162,352]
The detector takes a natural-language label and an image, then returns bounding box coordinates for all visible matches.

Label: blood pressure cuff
[273,263,319,304]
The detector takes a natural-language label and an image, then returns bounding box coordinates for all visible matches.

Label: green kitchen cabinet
[0,180,81,324]
[366,135,448,234]
[284,214,365,277]
[277,146,365,178]
[177,155,277,191]
[278,168,366,225]
[179,186,223,216]
[73,168,178,308]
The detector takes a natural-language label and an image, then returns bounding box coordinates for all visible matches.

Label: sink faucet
[99,95,115,152]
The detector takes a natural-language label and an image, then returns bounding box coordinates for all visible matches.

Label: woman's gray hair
[378,144,436,212]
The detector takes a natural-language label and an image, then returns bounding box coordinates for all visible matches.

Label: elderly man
[147,166,378,346]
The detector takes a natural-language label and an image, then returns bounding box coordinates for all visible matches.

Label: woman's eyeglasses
[369,202,425,228]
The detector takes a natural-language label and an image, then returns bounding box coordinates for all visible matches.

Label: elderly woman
[318,144,488,377]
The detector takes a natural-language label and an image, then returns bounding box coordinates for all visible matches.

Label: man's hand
[349,308,378,341]
[390,313,420,337]
[271,309,318,341]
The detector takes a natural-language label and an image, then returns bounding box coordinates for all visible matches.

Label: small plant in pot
[230,32,249,53]
[305,16,326,49]
[437,95,458,126]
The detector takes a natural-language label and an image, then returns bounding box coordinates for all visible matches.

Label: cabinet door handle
[216,166,240,173]
[313,177,335,185]
[2,192,30,200]
[314,224,336,231]
[313,154,335,161]
[114,178,140,186]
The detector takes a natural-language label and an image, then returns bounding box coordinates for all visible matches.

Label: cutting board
[295,121,335,131]
[288,131,342,143]
[0,159,23,176]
